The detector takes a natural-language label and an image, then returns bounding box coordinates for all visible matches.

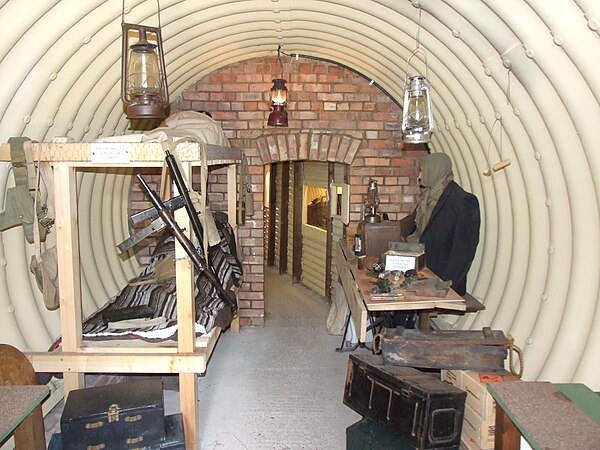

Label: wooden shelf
[0,141,240,166]
[2,140,242,450]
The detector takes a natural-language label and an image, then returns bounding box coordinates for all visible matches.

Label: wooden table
[0,385,49,450]
[487,381,600,450]
[335,239,467,345]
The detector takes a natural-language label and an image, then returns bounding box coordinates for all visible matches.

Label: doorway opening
[264,160,348,302]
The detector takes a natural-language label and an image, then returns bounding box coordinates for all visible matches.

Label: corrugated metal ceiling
[0,0,599,390]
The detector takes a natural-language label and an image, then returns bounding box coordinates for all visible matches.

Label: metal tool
[129,195,185,224]
[117,216,165,254]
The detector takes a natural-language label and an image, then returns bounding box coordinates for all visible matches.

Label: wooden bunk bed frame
[0,140,242,450]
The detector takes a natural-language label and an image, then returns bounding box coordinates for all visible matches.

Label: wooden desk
[0,385,49,450]
[487,381,600,450]
[335,239,466,344]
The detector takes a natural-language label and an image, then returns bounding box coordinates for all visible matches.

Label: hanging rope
[372,331,384,354]
[507,334,524,378]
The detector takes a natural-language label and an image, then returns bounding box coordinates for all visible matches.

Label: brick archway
[256,132,362,164]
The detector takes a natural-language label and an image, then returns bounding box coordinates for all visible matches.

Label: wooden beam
[267,163,277,266]
[279,161,290,275]
[335,241,367,343]
[180,372,198,450]
[27,352,209,374]
[53,163,85,396]
[495,405,522,450]
[0,142,242,166]
[174,161,196,355]
[325,162,334,301]
[292,162,303,283]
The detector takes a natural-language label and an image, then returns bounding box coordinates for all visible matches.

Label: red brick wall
[170,56,425,327]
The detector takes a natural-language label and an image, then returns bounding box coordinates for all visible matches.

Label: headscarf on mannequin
[408,153,454,241]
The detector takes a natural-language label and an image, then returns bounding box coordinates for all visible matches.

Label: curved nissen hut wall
[0,0,598,390]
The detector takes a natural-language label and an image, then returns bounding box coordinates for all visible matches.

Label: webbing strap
[8,137,31,191]
[160,139,219,250]
[0,138,37,242]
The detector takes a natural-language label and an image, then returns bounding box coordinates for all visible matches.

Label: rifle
[136,173,237,311]
[164,150,206,247]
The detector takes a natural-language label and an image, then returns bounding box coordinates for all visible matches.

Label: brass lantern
[267,78,288,127]
[363,178,381,223]
[401,75,434,144]
[121,23,169,120]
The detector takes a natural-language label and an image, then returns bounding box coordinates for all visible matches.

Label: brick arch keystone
[256,132,362,165]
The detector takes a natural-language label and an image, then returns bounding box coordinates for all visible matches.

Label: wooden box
[461,371,498,419]
[363,221,402,259]
[381,327,508,373]
[60,379,165,450]
[441,370,519,421]
[344,354,466,449]
[461,403,495,449]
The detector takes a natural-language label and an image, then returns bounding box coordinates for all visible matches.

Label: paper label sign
[91,143,131,164]
[384,254,417,272]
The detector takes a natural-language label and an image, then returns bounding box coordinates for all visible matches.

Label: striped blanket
[82,211,243,341]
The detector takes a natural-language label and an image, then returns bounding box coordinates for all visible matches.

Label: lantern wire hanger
[401,6,434,144]
[483,117,501,177]
[267,45,288,127]
[483,70,512,176]
[120,0,169,121]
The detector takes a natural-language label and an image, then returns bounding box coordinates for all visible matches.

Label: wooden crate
[382,327,508,373]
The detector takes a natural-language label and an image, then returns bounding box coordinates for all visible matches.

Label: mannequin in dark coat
[408,153,480,296]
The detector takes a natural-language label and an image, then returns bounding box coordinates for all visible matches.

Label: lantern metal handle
[404,47,430,88]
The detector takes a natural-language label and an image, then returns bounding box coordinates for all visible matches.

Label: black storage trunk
[347,418,417,450]
[161,413,186,449]
[50,413,184,450]
[60,378,165,450]
[344,354,466,450]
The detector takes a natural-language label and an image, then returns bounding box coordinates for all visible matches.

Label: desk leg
[495,404,521,450]
[62,372,84,398]
[180,372,198,450]
[336,311,360,352]
[419,312,431,330]
[13,407,45,450]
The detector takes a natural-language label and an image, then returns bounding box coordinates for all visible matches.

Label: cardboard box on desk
[383,242,426,272]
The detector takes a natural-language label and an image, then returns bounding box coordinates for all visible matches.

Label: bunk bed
[0,138,243,450]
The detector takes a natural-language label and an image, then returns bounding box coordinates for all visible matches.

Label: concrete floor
[190,266,362,449]
[43,266,364,449]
